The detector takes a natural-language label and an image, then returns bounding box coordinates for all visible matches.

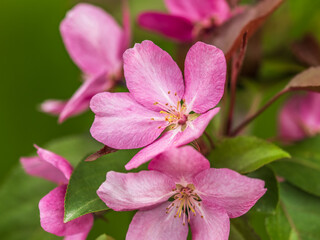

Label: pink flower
[90,40,226,169]
[97,146,266,239]
[20,146,93,240]
[41,3,130,123]
[138,0,236,42]
[278,92,320,142]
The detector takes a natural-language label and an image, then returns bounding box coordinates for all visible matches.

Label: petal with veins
[126,202,188,240]
[90,92,166,149]
[149,146,210,183]
[97,171,175,211]
[123,40,184,111]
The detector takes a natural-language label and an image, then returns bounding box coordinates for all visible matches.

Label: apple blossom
[90,40,226,169]
[138,0,237,42]
[278,92,320,142]
[97,146,266,240]
[20,146,93,240]
[41,3,130,122]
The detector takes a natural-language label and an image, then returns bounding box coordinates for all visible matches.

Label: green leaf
[0,166,59,240]
[265,203,296,240]
[96,234,114,240]
[248,167,279,214]
[208,136,290,173]
[271,135,320,196]
[266,183,320,240]
[64,149,140,222]
[0,134,100,240]
[229,218,260,240]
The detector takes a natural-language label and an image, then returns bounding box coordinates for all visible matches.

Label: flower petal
[299,92,320,134]
[126,202,188,240]
[20,156,68,185]
[20,146,73,184]
[149,146,210,183]
[97,171,175,211]
[39,185,93,236]
[90,92,166,149]
[59,73,110,123]
[64,231,90,240]
[165,0,231,23]
[125,108,220,170]
[194,168,266,218]
[190,204,230,240]
[123,40,184,111]
[60,3,123,75]
[41,100,67,115]
[138,12,194,42]
[184,42,226,113]
[278,94,306,141]
[121,0,131,53]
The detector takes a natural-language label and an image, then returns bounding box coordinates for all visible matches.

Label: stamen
[166,184,203,225]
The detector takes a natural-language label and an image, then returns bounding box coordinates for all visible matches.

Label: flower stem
[230,88,290,136]
[225,32,248,135]
[204,131,215,149]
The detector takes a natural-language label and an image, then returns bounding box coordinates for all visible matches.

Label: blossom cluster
[19,0,320,239]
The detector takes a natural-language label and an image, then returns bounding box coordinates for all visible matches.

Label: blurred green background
[1,0,320,239]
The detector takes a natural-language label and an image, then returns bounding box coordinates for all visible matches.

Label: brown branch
[85,145,118,162]
[230,88,290,136]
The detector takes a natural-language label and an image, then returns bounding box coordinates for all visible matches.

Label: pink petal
[126,202,188,240]
[90,92,166,149]
[64,231,90,240]
[97,171,175,211]
[123,40,184,111]
[41,100,67,115]
[20,146,73,184]
[121,0,131,53]
[60,3,123,75]
[184,42,226,113]
[299,92,320,133]
[193,168,266,218]
[149,146,210,183]
[165,0,231,23]
[125,108,220,170]
[278,95,306,141]
[190,204,230,240]
[39,185,93,237]
[138,12,194,42]
[20,156,69,185]
[59,73,110,123]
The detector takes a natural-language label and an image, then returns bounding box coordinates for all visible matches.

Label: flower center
[166,184,203,225]
[151,91,189,130]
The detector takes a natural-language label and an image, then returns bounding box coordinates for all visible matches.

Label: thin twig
[85,145,118,162]
[230,88,290,136]
[225,32,248,135]
[204,131,215,149]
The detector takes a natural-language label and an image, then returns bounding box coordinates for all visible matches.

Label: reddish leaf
[285,67,320,92]
[206,0,284,60]
[292,34,320,67]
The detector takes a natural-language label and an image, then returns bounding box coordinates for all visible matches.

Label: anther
[151,118,154,120]
[168,91,171,94]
